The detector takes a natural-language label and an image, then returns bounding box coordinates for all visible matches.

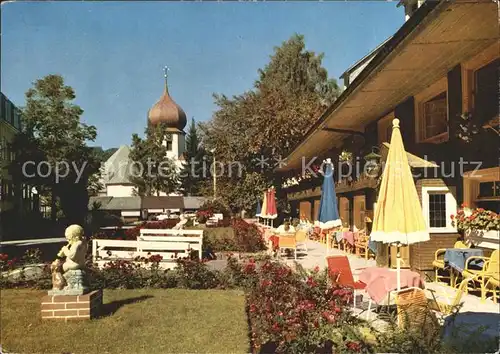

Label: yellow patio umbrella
[260,190,268,226]
[371,118,429,290]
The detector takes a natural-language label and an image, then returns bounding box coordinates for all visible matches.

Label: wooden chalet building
[278,0,499,276]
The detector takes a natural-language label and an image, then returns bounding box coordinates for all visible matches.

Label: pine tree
[180,118,205,196]
[202,34,341,211]
[129,123,179,196]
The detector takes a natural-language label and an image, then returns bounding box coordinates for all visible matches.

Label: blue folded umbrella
[255,200,261,217]
[318,161,341,225]
[368,238,377,254]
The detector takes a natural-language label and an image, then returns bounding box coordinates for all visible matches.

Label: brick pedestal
[41,289,102,321]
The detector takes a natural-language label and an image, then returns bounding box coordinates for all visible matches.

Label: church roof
[141,196,184,210]
[103,145,135,185]
[183,196,206,209]
[148,68,187,130]
[88,196,141,210]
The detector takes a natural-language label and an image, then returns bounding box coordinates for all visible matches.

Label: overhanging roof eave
[276,0,444,173]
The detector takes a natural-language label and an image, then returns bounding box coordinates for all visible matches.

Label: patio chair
[432,240,468,284]
[462,250,499,301]
[394,287,440,335]
[295,229,308,253]
[483,275,499,303]
[326,255,370,316]
[354,230,374,260]
[427,278,472,318]
[278,235,297,260]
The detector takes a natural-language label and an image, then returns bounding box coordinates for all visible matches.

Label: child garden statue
[49,224,89,295]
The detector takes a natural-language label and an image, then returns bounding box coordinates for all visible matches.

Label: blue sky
[1,1,404,149]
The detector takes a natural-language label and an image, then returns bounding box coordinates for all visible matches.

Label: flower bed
[1,251,498,353]
[246,262,365,353]
[196,199,231,223]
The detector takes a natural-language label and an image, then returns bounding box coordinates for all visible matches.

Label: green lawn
[1,289,249,353]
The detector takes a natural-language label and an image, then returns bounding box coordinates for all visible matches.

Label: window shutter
[447,64,462,140]
[475,59,499,124]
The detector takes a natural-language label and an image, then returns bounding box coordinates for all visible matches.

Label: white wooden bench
[138,229,203,260]
[92,229,204,270]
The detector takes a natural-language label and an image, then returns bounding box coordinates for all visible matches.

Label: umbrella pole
[396,243,401,291]
[326,231,329,255]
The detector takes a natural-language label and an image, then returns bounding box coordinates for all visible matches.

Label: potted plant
[451,204,500,247]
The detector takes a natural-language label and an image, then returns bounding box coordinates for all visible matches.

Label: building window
[415,77,448,143]
[0,138,4,160]
[5,102,13,125]
[13,109,21,130]
[429,193,446,228]
[478,181,498,199]
[377,112,395,144]
[422,92,448,141]
[474,59,499,125]
[1,95,6,122]
[422,185,457,232]
[166,140,173,151]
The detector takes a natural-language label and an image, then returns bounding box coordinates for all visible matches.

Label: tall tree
[202,34,341,212]
[9,75,98,224]
[180,118,205,196]
[129,123,179,196]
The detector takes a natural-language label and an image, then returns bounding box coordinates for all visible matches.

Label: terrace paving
[284,240,499,339]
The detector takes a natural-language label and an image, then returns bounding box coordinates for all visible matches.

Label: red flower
[450,214,455,220]
[244,262,256,274]
[346,341,362,352]
[306,276,318,287]
[313,266,320,273]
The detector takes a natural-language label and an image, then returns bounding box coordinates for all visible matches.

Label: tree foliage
[9,74,98,224]
[180,118,206,196]
[201,34,340,212]
[129,123,179,196]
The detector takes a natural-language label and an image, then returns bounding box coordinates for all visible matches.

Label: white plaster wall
[122,211,140,217]
[421,185,457,233]
[164,133,186,160]
[106,184,135,197]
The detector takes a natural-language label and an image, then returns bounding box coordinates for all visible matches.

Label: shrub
[196,199,231,223]
[175,258,220,289]
[196,210,213,224]
[0,253,18,272]
[247,261,356,353]
[231,218,266,253]
[201,220,265,254]
[91,219,181,240]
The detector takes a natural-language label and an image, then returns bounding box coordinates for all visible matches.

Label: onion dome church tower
[148,66,187,166]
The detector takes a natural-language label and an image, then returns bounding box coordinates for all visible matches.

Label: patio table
[269,233,295,251]
[444,248,484,273]
[358,267,424,304]
[334,231,344,243]
[343,231,355,246]
[263,228,274,242]
[368,239,377,254]
[269,235,279,250]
